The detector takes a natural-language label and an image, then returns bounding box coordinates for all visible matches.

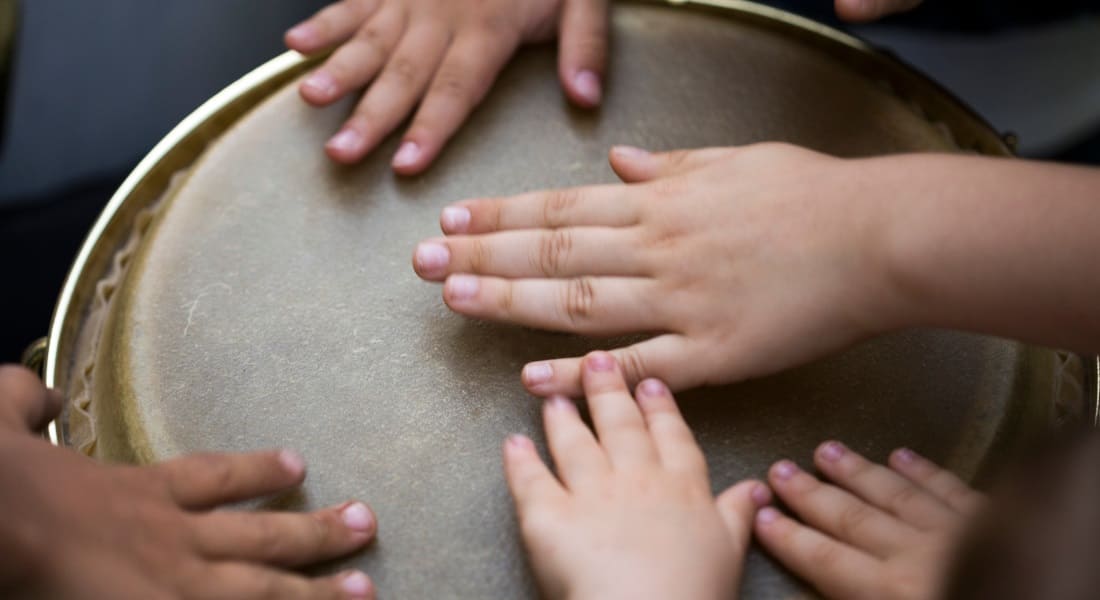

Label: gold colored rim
[43,0,1024,447]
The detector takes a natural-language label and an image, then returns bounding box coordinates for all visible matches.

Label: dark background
[2,0,1098,364]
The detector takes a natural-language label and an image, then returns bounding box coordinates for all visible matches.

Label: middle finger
[414,227,649,281]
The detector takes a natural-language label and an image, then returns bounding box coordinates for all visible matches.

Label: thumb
[835,0,924,22]
[558,0,609,108]
[608,145,735,183]
[0,365,63,435]
[715,480,772,549]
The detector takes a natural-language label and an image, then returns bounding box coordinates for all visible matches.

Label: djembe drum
[29,1,1094,597]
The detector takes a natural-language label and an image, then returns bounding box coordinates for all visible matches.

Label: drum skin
[50,2,1074,598]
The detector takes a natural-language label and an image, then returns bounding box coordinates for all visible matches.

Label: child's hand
[502,352,768,599]
[285,0,607,173]
[0,365,378,599]
[754,441,985,600]
[414,144,894,396]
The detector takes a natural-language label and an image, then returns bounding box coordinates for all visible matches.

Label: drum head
[52,2,1078,597]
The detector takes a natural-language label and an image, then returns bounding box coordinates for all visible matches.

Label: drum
[30,0,1096,597]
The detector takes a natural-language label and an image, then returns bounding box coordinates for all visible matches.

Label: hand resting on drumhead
[754,441,982,600]
[0,365,378,600]
[285,0,609,174]
[502,352,769,599]
[414,144,1100,397]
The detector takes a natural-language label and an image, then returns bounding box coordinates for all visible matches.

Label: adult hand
[0,366,378,600]
[286,0,608,174]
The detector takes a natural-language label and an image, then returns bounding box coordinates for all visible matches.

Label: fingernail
[278,450,306,476]
[341,571,371,598]
[303,70,337,97]
[341,502,373,532]
[612,145,650,160]
[894,447,918,465]
[548,395,577,413]
[326,128,363,153]
[286,23,318,45]
[820,441,847,462]
[756,506,780,525]
[392,141,421,168]
[506,434,534,451]
[773,460,799,481]
[524,362,553,385]
[638,378,667,397]
[585,352,616,372]
[441,206,471,232]
[415,242,450,272]
[573,70,602,105]
[751,483,772,507]
[445,275,479,301]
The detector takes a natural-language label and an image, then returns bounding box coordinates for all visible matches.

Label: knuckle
[468,238,490,273]
[536,229,574,277]
[883,482,921,513]
[807,538,843,571]
[836,503,873,539]
[561,277,597,325]
[519,504,558,539]
[616,347,649,384]
[430,69,472,104]
[384,56,418,87]
[542,188,578,228]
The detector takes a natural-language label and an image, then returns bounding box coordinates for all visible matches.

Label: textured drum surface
[68,3,1065,598]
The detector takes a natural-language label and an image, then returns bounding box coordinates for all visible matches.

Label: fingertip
[300,70,340,106]
[285,23,319,52]
[391,141,424,175]
[563,69,603,108]
[442,274,480,306]
[505,433,536,455]
[583,351,617,374]
[340,570,374,600]
[324,128,368,164]
[277,449,307,479]
[755,506,783,528]
[440,205,472,234]
[339,501,377,537]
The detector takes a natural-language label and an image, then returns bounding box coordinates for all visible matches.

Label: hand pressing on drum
[502,352,769,599]
[414,143,894,397]
[754,441,984,600]
[0,365,378,600]
[285,0,608,174]
[415,144,1100,397]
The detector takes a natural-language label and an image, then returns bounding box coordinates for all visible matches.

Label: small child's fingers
[543,396,609,489]
[889,447,986,516]
[394,29,521,175]
[503,434,566,511]
[716,480,770,549]
[814,441,961,530]
[753,507,883,600]
[285,0,381,54]
[767,460,914,557]
[302,5,405,110]
[581,352,659,469]
[334,24,449,164]
[633,378,706,475]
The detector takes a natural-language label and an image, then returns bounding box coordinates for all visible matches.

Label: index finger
[440,184,639,235]
[155,449,307,510]
[0,365,63,434]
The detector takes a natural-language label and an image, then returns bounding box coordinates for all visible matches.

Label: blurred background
[1,0,1098,363]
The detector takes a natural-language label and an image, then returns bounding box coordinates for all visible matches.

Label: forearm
[869,153,1100,351]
